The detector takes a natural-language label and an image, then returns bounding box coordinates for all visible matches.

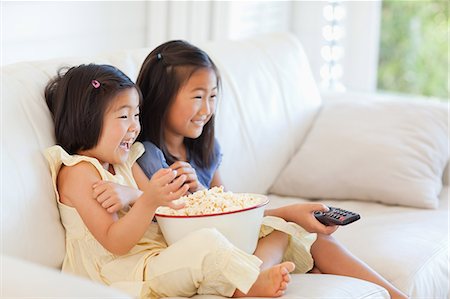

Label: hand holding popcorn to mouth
[141,168,190,210]
[170,161,206,193]
[93,168,190,214]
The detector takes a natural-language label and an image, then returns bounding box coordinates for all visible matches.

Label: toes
[283,273,291,283]
[280,262,295,274]
[285,262,295,272]
[280,281,287,290]
[275,290,284,297]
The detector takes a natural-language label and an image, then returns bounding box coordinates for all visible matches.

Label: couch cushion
[202,33,322,194]
[1,53,149,268]
[1,62,67,268]
[2,254,132,298]
[266,186,449,298]
[270,97,449,209]
[182,274,389,299]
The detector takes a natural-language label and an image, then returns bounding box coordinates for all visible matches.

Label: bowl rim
[155,193,269,218]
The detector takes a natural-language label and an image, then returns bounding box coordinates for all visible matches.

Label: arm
[210,169,224,188]
[264,203,338,235]
[92,181,143,213]
[93,162,188,214]
[91,143,161,213]
[58,162,187,255]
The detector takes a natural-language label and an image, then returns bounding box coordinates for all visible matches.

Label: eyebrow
[113,104,139,112]
[191,86,218,92]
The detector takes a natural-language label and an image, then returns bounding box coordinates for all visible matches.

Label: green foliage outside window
[377,0,449,100]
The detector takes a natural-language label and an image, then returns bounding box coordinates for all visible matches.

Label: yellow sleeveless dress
[45,143,169,295]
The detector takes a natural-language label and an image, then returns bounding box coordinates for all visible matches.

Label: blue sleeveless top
[137,139,222,188]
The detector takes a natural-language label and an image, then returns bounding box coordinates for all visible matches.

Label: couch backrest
[203,34,322,193]
[1,33,321,268]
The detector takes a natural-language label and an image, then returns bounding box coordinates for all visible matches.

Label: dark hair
[45,64,141,154]
[136,40,221,168]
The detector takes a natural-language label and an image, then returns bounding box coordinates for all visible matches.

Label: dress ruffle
[260,216,317,273]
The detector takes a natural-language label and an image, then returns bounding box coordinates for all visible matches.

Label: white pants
[142,228,262,299]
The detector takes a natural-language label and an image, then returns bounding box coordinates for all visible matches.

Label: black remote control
[314,206,360,226]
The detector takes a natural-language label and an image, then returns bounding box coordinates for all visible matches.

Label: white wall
[342,1,381,92]
[291,1,326,88]
[2,1,381,92]
[1,1,147,65]
[1,1,292,66]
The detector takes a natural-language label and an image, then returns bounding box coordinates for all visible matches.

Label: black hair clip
[156,53,162,61]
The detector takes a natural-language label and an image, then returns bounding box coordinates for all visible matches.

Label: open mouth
[119,140,133,151]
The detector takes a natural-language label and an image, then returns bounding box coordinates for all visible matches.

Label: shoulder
[142,141,163,154]
[213,138,223,164]
[140,141,166,161]
[58,161,100,184]
[128,142,145,166]
[57,161,101,205]
[137,141,169,179]
[213,138,222,154]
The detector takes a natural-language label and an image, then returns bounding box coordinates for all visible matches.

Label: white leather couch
[2,33,448,299]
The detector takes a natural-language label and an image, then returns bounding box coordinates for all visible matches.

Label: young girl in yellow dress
[44,63,295,298]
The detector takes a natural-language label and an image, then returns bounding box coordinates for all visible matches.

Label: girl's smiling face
[80,87,141,171]
[165,68,217,144]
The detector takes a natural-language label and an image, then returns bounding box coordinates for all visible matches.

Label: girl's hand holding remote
[141,168,189,210]
[274,203,338,235]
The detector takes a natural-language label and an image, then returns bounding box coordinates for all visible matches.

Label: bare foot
[233,262,295,298]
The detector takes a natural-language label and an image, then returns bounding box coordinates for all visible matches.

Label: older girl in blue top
[107,40,407,299]
[136,41,222,192]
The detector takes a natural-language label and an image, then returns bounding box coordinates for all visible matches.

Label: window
[377,1,448,99]
[320,1,346,91]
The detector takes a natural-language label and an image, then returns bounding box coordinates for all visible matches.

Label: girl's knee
[313,233,339,249]
[316,233,335,243]
[189,228,230,248]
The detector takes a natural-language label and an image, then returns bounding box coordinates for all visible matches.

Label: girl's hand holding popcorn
[170,161,205,193]
[141,168,189,210]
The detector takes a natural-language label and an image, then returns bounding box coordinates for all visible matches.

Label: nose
[129,117,140,133]
[200,98,211,116]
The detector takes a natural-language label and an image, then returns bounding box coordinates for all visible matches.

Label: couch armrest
[2,254,131,298]
[321,90,450,187]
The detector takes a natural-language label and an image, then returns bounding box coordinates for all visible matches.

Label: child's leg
[311,234,408,299]
[259,216,317,274]
[144,228,295,298]
[253,231,289,270]
[232,262,295,298]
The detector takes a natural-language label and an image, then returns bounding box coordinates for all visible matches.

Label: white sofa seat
[1,33,448,298]
[189,275,389,299]
[267,187,449,298]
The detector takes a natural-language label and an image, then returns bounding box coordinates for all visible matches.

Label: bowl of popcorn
[155,187,269,254]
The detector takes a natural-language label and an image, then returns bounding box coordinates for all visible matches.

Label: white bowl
[155,194,269,254]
